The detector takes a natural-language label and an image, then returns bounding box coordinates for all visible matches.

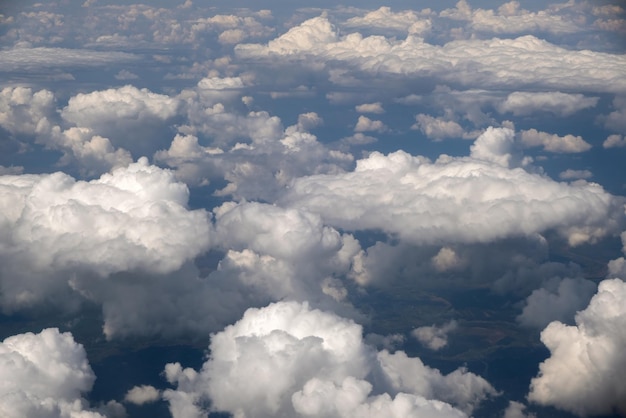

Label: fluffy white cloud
[0,328,107,418]
[528,278,626,416]
[355,102,384,114]
[441,0,583,35]
[603,134,626,148]
[601,96,626,133]
[124,385,161,405]
[163,301,494,418]
[497,91,599,117]
[236,16,626,93]
[344,6,432,35]
[503,401,535,418]
[0,158,211,311]
[354,115,386,133]
[518,129,591,153]
[281,127,621,246]
[412,320,458,351]
[517,277,597,329]
[61,85,181,157]
[412,114,466,141]
[0,86,56,136]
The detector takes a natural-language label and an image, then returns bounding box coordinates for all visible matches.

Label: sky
[1,1,626,417]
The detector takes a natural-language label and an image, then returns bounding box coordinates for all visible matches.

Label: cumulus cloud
[163,301,494,418]
[281,127,621,246]
[124,385,161,405]
[518,129,591,153]
[412,320,458,350]
[0,328,109,418]
[528,278,626,416]
[496,91,599,117]
[0,158,211,311]
[344,6,432,35]
[517,277,597,329]
[354,115,387,133]
[61,85,181,157]
[355,102,384,114]
[412,114,466,141]
[603,134,626,148]
[236,16,626,93]
[503,401,536,418]
[0,86,56,136]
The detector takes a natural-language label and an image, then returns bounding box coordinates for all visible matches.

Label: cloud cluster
[163,301,495,418]
[236,16,626,93]
[281,127,621,246]
[412,320,458,350]
[0,328,110,418]
[528,278,626,416]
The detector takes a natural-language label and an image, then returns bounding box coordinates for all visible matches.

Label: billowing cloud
[528,278,626,416]
[412,320,458,350]
[517,277,597,329]
[412,114,466,141]
[603,134,626,148]
[0,158,211,311]
[236,16,626,93]
[280,127,621,246]
[163,301,494,418]
[124,385,161,405]
[354,115,386,133]
[0,328,109,418]
[496,91,599,117]
[0,86,56,136]
[344,6,432,35]
[355,102,384,114]
[518,129,591,153]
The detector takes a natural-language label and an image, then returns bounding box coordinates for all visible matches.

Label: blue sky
[1,1,626,417]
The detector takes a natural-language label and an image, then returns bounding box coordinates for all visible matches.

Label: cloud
[0,158,211,311]
[280,127,621,246]
[517,277,597,329]
[0,86,56,136]
[236,16,626,93]
[558,169,592,180]
[0,328,109,418]
[603,134,626,148]
[355,102,384,114]
[60,85,181,157]
[354,115,387,133]
[518,129,591,153]
[601,96,626,133]
[344,6,432,35]
[503,401,536,418]
[124,385,161,405]
[0,47,137,72]
[440,0,583,35]
[528,278,626,416]
[412,320,458,350]
[496,91,599,117]
[163,301,494,418]
[412,114,466,141]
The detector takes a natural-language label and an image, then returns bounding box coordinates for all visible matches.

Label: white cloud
[236,16,626,93]
[503,401,536,418]
[601,96,626,133]
[603,134,626,148]
[61,85,181,157]
[518,129,591,153]
[281,127,621,246]
[0,159,211,311]
[412,320,458,350]
[558,169,592,180]
[124,385,161,405]
[354,115,387,133]
[497,91,599,117]
[528,278,626,416]
[441,0,582,35]
[355,102,384,114]
[0,86,56,136]
[163,301,493,418]
[344,6,432,35]
[412,114,466,141]
[0,328,108,418]
[517,277,597,329]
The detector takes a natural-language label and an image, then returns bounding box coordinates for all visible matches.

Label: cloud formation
[281,127,621,246]
[163,301,494,418]
[528,278,626,416]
